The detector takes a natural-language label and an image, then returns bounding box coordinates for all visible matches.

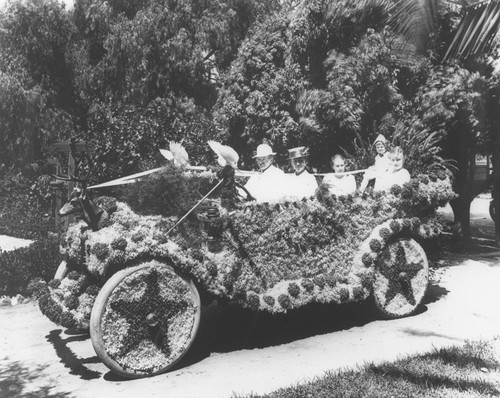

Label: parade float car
[33,145,455,379]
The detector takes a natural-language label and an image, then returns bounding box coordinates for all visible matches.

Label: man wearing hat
[284,146,318,200]
[243,143,286,203]
[359,134,391,194]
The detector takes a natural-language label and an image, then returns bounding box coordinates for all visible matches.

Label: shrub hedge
[0,237,62,296]
[0,170,56,239]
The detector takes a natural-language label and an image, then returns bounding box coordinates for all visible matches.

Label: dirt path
[1,197,500,398]
[1,254,500,398]
[0,235,33,252]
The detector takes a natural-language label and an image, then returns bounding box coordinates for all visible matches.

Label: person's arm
[309,173,319,196]
[399,169,411,185]
[348,175,357,195]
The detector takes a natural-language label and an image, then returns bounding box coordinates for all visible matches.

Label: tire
[54,260,69,280]
[489,200,495,221]
[89,260,201,378]
[373,238,429,319]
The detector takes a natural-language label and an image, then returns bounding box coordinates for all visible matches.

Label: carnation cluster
[38,172,454,328]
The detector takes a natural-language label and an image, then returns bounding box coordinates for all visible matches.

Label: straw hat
[252,143,276,158]
[288,146,309,160]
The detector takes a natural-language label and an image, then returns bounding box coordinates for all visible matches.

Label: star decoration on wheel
[376,242,423,307]
[110,269,189,359]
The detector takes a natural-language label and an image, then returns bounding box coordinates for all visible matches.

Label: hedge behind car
[0,237,61,296]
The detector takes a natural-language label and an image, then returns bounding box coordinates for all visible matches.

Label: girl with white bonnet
[359,134,391,194]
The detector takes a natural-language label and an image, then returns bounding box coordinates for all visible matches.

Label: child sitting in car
[322,154,357,197]
[374,146,411,192]
[359,134,391,195]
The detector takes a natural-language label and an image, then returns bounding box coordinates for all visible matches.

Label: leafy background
[0,0,499,240]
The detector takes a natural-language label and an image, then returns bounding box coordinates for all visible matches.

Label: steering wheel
[235,182,256,202]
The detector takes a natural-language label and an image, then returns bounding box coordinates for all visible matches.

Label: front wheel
[89,260,201,378]
[373,238,429,319]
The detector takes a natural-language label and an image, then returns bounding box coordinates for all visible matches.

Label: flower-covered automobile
[34,162,455,379]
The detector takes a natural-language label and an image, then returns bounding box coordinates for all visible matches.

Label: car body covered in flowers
[33,165,455,378]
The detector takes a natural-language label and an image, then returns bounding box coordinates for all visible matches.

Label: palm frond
[444,0,500,60]
[387,0,438,53]
[391,119,456,174]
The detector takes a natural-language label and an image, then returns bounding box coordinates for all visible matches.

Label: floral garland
[389,173,456,217]
[121,165,219,217]
[354,217,442,270]
[39,202,206,329]
[38,172,454,327]
[32,270,100,329]
[195,176,452,313]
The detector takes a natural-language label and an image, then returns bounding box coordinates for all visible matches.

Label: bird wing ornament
[159,148,174,162]
[169,141,189,167]
[160,141,189,167]
[207,140,239,168]
[90,141,248,190]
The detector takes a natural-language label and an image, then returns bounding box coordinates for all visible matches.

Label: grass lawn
[242,339,500,398]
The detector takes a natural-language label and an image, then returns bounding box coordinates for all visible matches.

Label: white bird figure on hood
[160,141,189,167]
[208,140,239,168]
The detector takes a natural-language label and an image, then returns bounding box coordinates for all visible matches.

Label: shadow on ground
[0,359,74,398]
[46,330,101,380]
[179,280,450,370]
[42,278,452,379]
[423,283,449,306]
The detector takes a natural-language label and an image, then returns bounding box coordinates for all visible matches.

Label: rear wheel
[373,238,429,319]
[90,260,201,378]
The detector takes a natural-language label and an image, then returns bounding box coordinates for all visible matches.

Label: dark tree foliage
[0,0,77,112]
[71,0,279,180]
[409,64,493,238]
[0,0,80,173]
[0,0,498,244]
[213,1,434,171]
[289,0,388,86]
[213,11,308,169]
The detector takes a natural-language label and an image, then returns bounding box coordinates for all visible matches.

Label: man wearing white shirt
[243,143,286,203]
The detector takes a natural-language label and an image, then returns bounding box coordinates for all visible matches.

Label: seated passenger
[243,143,286,203]
[322,154,357,197]
[359,134,391,194]
[284,146,318,200]
[374,146,411,193]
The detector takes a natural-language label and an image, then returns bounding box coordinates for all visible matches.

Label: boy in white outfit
[374,146,411,192]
